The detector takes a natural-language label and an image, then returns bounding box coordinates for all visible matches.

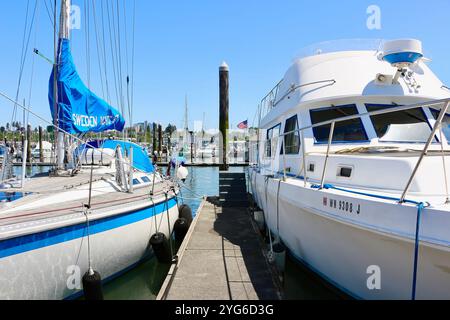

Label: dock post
[27,124,32,164]
[158,124,162,161]
[152,122,157,155]
[38,126,43,162]
[219,61,229,171]
[189,131,194,163]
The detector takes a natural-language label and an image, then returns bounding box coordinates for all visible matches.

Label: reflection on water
[102,259,171,300]
[283,253,342,299]
[102,166,246,299]
[12,165,52,178]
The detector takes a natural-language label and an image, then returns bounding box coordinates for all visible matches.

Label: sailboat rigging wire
[84,0,91,90]
[43,0,54,26]
[26,1,40,126]
[99,0,111,104]
[0,90,147,173]
[131,0,136,130]
[84,209,93,272]
[106,0,121,117]
[115,0,126,140]
[11,0,38,127]
[91,0,106,99]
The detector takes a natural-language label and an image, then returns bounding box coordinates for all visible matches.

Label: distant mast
[184,94,189,145]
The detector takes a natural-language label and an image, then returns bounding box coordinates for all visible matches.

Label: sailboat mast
[184,94,189,145]
[55,0,71,170]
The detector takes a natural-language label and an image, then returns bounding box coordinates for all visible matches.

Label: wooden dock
[157,172,281,300]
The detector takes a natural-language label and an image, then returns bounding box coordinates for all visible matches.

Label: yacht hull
[250,169,450,299]
[0,197,179,300]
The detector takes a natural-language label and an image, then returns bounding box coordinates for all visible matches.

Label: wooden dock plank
[158,197,280,300]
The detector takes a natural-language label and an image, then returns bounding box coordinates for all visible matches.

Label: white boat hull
[0,197,179,300]
[250,169,450,299]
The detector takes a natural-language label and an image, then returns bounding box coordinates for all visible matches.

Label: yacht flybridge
[250,39,450,299]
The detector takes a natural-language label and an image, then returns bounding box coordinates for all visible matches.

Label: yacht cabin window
[309,104,368,143]
[366,104,433,143]
[265,123,281,158]
[430,108,450,143]
[281,115,300,155]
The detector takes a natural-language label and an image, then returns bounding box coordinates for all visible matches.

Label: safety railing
[258,79,337,123]
[253,97,450,203]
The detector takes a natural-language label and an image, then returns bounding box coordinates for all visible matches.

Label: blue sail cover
[73,140,154,173]
[49,39,125,134]
[103,140,154,173]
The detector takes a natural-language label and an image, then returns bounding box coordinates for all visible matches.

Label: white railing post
[282,135,287,181]
[438,128,450,203]
[128,146,134,193]
[21,140,28,188]
[320,121,335,189]
[400,101,450,202]
[300,129,307,187]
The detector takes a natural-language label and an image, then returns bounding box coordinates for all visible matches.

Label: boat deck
[0,170,170,228]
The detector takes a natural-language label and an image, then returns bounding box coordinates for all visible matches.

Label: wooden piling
[219,62,229,171]
[27,124,32,163]
[152,123,157,155]
[38,126,43,162]
[158,124,162,153]
[190,131,194,163]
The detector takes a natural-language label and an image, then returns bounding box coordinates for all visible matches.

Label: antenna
[381,39,423,84]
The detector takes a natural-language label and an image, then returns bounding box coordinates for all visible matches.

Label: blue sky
[1,0,449,130]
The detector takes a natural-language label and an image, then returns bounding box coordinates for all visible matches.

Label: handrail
[278,98,450,139]
[399,101,450,202]
[320,121,335,189]
[259,79,336,120]
[254,97,450,203]
[272,79,336,109]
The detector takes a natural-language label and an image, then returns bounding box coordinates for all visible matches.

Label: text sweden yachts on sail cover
[72,114,121,128]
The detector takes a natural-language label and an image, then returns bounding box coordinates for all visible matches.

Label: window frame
[309,104,369,144]
[264,123,281,158]
[280,114,300,155]
[141,176,151,183]
[365,103,434,144]
[429,107,450,144]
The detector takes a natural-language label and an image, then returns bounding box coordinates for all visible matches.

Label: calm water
[8,165,339,299]
[102,166,340,300]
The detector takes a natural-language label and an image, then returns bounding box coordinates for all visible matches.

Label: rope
[84,208,93,273]
[411,202,424,300]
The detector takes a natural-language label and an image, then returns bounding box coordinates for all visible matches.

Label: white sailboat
[0,0,183,300]
[250,39,450,299]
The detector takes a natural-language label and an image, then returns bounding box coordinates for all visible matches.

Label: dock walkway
[158,173,281,300]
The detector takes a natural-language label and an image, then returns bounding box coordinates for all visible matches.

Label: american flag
[237,120,248,129]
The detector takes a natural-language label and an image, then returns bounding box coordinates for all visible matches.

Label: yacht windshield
[430,108,450,143]
[310,104,368,143]
[366,104,432,143]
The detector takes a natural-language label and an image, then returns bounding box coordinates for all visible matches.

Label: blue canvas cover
[73,140,154,173]
[49,39,125,134]
[103,140,154,173]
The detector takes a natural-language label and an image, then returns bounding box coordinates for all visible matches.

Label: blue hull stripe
[0,198,177,259]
